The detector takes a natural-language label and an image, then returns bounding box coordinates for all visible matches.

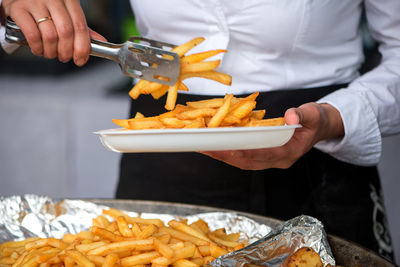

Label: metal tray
[87,199,395,267]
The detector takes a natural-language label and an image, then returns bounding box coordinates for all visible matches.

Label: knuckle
[8,1,23,13]
[74,44,90,57]
[25,31,41,44]
[31,48,43,56]
[58,23,74,38]
[44,53,57,59]
[42,31,58,43]
[58,51,73,62]
[74,21,88,33]
[58,56,71,63]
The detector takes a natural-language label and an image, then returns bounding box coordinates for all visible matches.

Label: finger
[65,0,90,66]
[47,0,74,62]
[89,28,107,42]
[10,9,43,55]
[28,3,58,59]
[284,108,301,125]
[200,150,265,170]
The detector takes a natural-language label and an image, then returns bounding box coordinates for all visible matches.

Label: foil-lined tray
[0,195,335,266]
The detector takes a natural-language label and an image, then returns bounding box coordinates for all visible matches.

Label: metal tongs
[5,17,180,85]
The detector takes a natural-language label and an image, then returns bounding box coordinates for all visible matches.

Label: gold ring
[36,16,52,25]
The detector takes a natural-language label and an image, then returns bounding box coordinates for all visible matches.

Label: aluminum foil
[0,195,270,244]
[0,195,335,266]
[211,216,335,266]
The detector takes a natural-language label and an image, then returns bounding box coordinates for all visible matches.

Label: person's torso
[130,0,364,95]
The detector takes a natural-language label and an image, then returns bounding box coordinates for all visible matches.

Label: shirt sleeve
[0,0,20,53]
[314,0,400,166]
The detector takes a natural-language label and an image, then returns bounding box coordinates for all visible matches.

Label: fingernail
[31,49,43,56]
[75,58,84,66]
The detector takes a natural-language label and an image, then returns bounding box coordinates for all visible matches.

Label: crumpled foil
[0,195,335,266]
[211,216,335,266]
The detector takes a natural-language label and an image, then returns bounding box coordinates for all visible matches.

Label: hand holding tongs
[5,17,181,86]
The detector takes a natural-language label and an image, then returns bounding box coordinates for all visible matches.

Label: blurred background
[0,0,399,263]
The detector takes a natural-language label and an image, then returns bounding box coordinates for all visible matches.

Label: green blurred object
[121,15,140,41]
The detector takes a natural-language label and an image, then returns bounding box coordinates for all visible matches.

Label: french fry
[64,256,75,267]
[153,238,174,259]
[250,110,266,120]
[181,49,227,63]
[208,94,233,128]
[124,217,164,228]
[229,100,257,119]
[25,239,67,251]
[136,224,158,240]
[1,208,248,267]
[89,227,125,242]
[181,60,220,73]
[181,70,232,85]
[178,82,189,92]
[171,259,198,267]
[207,233,241,248]
[209,243,227,259]
[159,117,190,128]
[197,245,210,257]
[283,247,323,267]
[66,250,95,267]
[248,117,285,127]
[76,241,109,254]
[167,221,211,243]
[202,256,215,265]
[0,258,15,265]
[128,118,164,130]
[86,255,105,267]
[141,81,164,95]
[116,216,134,238]
[159,227,209,246]
[129,80,149,100]
[171,37,205,57]
[62,233,77,243]
[211,229,240,242]
[134,112,145,119]
[176,108,216,120]
[165,83,179,111]
[151,245,195,265]
[87,239,154,256]
[106,222,119,233]
[151,85,169,99]
[190,220,209,235]
[120,251,160,266]
[102,253,119,267]
[186,98,224,109]
[183,118,205,129]
[111,119,131,129]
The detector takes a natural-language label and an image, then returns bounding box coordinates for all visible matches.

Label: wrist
[318,103,344,141]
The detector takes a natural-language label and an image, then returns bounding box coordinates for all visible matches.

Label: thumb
[89,28,107,42]
[284,107,302,125]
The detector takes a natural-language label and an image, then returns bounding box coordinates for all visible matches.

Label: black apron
[117,84,393,260]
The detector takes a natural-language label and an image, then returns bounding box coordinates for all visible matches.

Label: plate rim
[94,124,302,136]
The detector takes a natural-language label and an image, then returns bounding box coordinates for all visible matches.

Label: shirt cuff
[315,89,382,166]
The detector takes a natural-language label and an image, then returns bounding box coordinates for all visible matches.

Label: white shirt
[2,0,399,166]
[129,0,400,166]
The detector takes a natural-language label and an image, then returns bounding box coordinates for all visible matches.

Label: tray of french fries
[0,195,346,267]
[95,37,301,153]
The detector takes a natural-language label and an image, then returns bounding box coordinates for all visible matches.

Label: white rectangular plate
[94,125,301,153]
